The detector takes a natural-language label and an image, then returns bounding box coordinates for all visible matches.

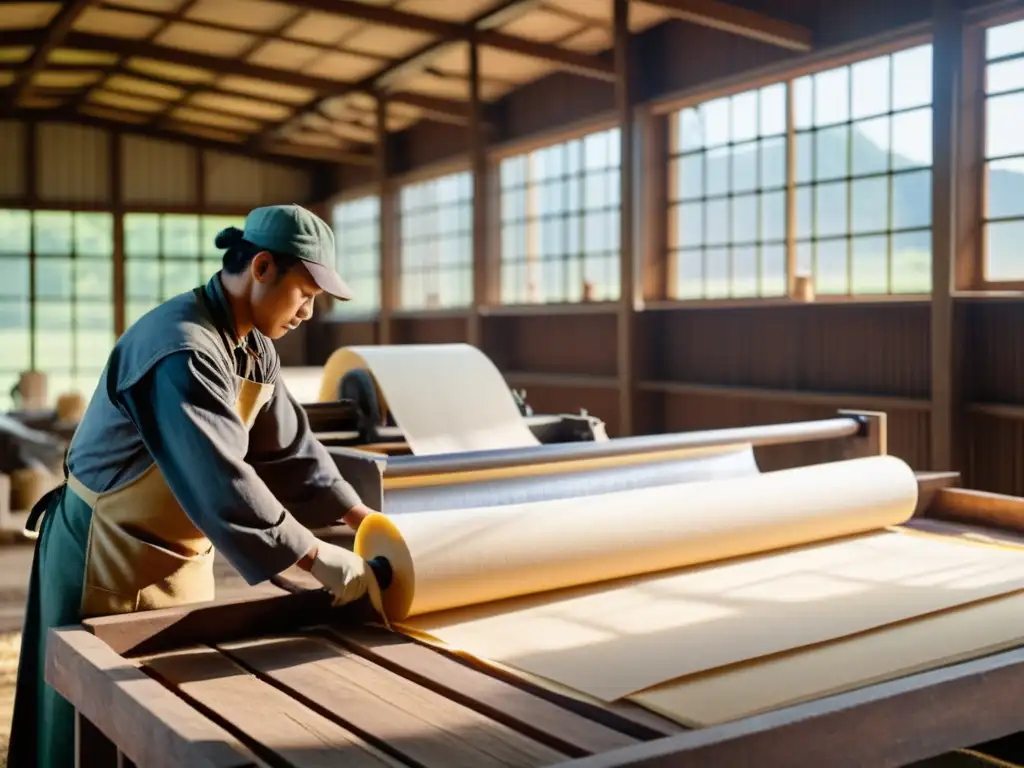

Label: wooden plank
[45,628,256,768]
[327,625,638,755]
[543,648,1024,768]
[142,646,404,768]
[220,634,568,768]
[913,470,963,516]
[82,586,350,656]
[928,488,1024,533]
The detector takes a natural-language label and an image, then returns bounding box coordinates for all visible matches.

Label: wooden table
[46,472,1024,768]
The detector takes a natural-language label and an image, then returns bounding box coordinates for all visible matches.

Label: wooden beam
[280,0,615,81]
[48,31,471,121]
[930,0,962,472]
[642,0,812,52]
[615,0,636,438]
[10,0,95,104]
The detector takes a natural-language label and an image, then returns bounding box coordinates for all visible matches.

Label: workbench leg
[837,410,887,459]
[75,709,118,767]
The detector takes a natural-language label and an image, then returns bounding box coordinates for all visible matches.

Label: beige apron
[70,375,274,618]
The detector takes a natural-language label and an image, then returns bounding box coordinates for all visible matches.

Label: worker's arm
[245,373,372,532]
[118,349,319,586]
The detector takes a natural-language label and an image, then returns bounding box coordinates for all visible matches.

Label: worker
[8,204,378,768]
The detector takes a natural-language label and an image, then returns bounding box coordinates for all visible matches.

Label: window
[0,210,31,410]
[499,127,621,304]
[982,19,1024,282]
[332,195,380,314]
[0,209,114,408]
[794,44,933,295]
[399,171,473,310]
[124,213,243,326]
[669,86,788,299]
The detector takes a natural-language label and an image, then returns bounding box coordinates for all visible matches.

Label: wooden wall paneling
[615,0,637,437]
[483,312,620,377]
[120,136,198,207]
[308,320,379,364]
[930,0,964,471]
[0,120,26,200]
[647,304,931,397]
[36,123,110,203]
[392,315,470,345]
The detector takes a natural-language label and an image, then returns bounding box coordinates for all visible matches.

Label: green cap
[216,203,353,300]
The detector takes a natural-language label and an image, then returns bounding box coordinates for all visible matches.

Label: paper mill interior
[3,0,1024,766]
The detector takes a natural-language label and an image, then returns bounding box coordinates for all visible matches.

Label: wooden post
[112,131,125,338]
[614,0,636,437]
[837,409,887,459]
[376,96,396,346]
[468,39,488,348]
[930,0,963,471]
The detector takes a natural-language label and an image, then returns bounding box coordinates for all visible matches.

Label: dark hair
[215,226,301,276]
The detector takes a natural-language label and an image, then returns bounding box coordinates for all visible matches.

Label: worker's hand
[307,540,371,606]
[342,503,375,531]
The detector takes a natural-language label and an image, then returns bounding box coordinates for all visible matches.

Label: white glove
[308,540,371,607]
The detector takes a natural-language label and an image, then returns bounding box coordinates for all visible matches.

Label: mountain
[677,124,1024,296]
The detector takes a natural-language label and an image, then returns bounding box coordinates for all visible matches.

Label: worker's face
[249,252,320,339]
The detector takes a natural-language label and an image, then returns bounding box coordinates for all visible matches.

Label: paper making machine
[295,343,900,539]
[283,349,606,454]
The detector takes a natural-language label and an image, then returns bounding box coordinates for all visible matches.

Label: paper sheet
[355,456,1024,702]
[631,588,1024,726]
[319,344,538,455]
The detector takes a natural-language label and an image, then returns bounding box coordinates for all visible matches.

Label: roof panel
[49,48,120,66]
[126,57,217,84]
[104,0,187,14]
[89,89,168,112]
[301,50,383,82]
[342,23,435,58]
[156,22,257,57]
[172,106,263,132]
[188,91,293,121]
[33,70,105,88]
[0,2,61,31]
[217,73,315,104]
[280,11,362,45]
[245,38,324,70]
[105,72,186,100]
[0,47,33,63]
[496,8,587,43]
[396,0,499,23]
[74,7,165,38]
[185,0,298,32]
[560,26,609,53]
